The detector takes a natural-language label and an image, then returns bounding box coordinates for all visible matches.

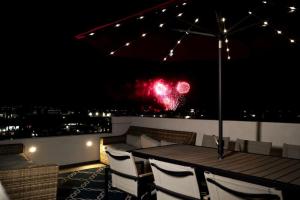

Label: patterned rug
[57,167,131,200]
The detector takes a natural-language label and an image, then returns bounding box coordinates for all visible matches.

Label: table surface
[132,144,300,191]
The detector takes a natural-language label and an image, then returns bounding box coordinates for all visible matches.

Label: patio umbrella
[74,0,299,159]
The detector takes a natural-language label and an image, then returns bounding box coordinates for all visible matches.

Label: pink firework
[135,78,190,111]
[176,81,190,94]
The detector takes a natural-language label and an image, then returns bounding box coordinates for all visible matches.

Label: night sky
[2,0,300,113]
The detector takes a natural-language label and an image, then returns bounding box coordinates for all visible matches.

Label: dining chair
[106,147,153,199]
[202,134,230,149]
[149,158,204,200]
[234,139,272,155]
[282,143,300,159]
[204,171,283,200]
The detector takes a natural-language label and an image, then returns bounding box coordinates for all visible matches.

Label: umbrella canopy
[73,0,299,158]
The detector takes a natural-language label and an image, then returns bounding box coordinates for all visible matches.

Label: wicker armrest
[0,144,24,155]
[0,164,58,200]
[101,135,126,145]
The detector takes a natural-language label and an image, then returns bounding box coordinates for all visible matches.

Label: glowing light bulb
[185,31,189,35]
[177,13,183,17]
[162,9,166,13]
[289,6,296,13]
[225,38,228,43]
[194,18,199,23]
[159,23,164,28]
[110,51,115,55]
[290,39,295,43]
[182,2,187,6]
[163,57,167,61]
[86,141,93,147]
[141,33,147,37]
[125,42,130,46]
[177,40,181,44]
[224,29,227,33]
[89,32,95,36]
[227,56,231,60]
[138,16,144,20]
[248,11,252,15]
[226,48,230,52]
[276,30,282,34]
[29,146,37,153]
[115,23,121,27]
[262,1,267,4]
[221,17,226,22]
[262,21,268,27]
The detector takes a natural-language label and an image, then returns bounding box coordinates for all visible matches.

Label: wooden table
[132,144,300,192]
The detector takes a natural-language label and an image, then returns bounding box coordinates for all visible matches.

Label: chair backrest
[204,171,283,200]
[202,134,230,149]
[106,147,139,196]
[0,181,9,200]
[282,143,300,159]
[149,159,201,200]
[235,139,272,155]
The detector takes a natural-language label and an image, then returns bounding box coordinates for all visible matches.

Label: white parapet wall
[0,134,102,166]
[112,116,300,147]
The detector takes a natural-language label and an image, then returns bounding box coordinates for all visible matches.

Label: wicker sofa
[0,143,58,200]
[100,126,197,164]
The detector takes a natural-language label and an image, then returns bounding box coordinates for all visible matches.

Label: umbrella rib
[171,28,216,37]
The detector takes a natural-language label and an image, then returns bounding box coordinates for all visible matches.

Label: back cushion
[126,134,142,148]
[141,134,161,148]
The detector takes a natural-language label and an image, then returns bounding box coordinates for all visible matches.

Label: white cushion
[140,134,160,148]
[160,140,176,146]
[126,134,142,148]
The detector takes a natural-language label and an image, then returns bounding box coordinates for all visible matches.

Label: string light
[159,23,165,28]
[276,30,282,34]
[262,21,268,27]
[138,16,144,20]
[115,23,121,27]
[182,2,187,6]
[290,39,295,43]
[262,1,267,4]
[177,13,183,17]
[162,8,167,13]
[248,11,253,15]
[221,17,226,22]
[110,51,115,55]
[224,28,227,33]
[227,56,231,60]
[125,42,130,46]
[89,32,95,36]
[289,6,296,13]
[226,48,230,52]
[141,33,147,37]
[194,18,199,23]
[177,40,181,44]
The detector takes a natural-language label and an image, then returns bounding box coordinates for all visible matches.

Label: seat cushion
[0,153,33,169]
[106,143,137,152]
[160,140,177,146]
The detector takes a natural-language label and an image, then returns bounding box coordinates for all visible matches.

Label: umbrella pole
[218,39,224,159]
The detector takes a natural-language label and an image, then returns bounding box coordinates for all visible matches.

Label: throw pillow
[126,134,142,148]
[140,134,160,148]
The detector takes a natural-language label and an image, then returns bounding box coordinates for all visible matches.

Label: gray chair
[234,139,272,155]
[149,159,204,200]
[204,171,283,200]
[282,143,300,159]
[202,134,230,149]
[106,147,153,199]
